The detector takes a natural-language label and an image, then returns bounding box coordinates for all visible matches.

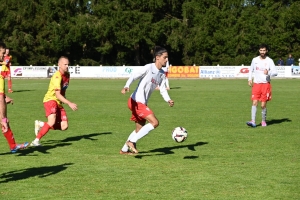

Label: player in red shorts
[0,42,29,153]
[120,46,174,154]
[246,44,278,127]
[1,48,13,93]
[30,56,78,146]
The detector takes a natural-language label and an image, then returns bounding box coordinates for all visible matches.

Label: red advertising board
[168,66,199,78]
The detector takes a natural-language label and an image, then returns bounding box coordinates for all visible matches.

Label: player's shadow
[10,89,33,93]
[0,132,111,156]
[266,118,291,126]
[170,87,181,89]
[0,163,73,183]
[134,142,208,159]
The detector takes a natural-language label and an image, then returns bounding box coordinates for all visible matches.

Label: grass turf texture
[0,78,299,199]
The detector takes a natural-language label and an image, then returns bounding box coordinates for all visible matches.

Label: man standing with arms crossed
[246,44,278,127]
[0,42,28,153]
[31,56,77,146]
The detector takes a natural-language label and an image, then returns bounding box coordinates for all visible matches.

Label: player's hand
[5,96,13,105]
[248,80,253,87]
[1,122,8,133]
[121,87,129,94]
[68,102,78,111]
[264,69,269,75]
[168,100,174,107]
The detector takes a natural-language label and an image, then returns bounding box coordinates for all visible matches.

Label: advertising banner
[200,66,235,78]
[11,66,47,77]
[168,66,199,78]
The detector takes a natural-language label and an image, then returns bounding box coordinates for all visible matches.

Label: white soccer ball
[172,127,188,143]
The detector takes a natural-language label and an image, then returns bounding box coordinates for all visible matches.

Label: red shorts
[1,71,11,78]
[165,72,168,77]
[44,100,68,122]
[127,98,153,123]
[251,83,272,102]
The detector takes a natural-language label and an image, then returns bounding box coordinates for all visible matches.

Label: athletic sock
[121,130,136,152]
[130,123,154,143]
[3,127,16,149]
[8,79,12,90]
[36,123,51,140]
[251,106,257,122]
[262,108,267,121]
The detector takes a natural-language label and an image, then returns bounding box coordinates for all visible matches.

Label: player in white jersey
[120,46,174,154]
[246,44,278,127]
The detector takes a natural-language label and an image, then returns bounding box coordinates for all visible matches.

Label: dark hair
[153,46,167,61]
[0,42,6,49]
[259,44,269,51]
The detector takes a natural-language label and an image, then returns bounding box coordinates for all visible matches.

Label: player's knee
[151,120,159,128]
[61,124,68,130]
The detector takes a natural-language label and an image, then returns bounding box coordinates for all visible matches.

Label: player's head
[0,42,6,56]
[153,46,168,69]
[258,44,268,58]
[58,56,69,73]
[5,48,9,55]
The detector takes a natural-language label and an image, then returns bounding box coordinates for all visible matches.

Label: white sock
[34,138,40,143]
[39,121,44,127]
[121,130,136,152]
[251,106,257,122]
[130,123,154,143]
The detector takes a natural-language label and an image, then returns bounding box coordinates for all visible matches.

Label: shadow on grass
[266,118,292,126]
[0,163,73,183]
[0,132,111,156]
[170,87,181,89]
[134,141,208,159]
[10,89,34,93]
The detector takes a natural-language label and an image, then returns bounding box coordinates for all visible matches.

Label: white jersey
[249,56,277,83]
[124,63,171,104]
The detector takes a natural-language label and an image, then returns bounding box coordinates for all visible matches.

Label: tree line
[0,0,299,66]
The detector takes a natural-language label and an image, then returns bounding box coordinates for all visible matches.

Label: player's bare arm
[121,87,130,94]
[264,69,268,75]
[55,90,77,111]
[248,80,253,87]
[168,100,174,107]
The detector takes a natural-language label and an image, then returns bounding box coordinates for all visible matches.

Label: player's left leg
[8,73,13,93]
[3,124,29,153]
[260,83,271,127]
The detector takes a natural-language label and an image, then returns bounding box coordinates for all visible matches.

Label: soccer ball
[172,127,188,143]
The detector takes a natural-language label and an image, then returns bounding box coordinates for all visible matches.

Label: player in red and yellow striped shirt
[0,42,28,153]
[1,48,13,93]
[30,56,78,146]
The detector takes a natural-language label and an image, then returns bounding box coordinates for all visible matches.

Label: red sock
[36,123,51,140]
[3,127,17,149]
[8,79,12,90]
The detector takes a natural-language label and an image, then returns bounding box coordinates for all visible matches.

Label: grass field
[0,78,299,200]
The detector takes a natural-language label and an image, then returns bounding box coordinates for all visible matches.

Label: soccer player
[0,42,29,153]
[120,46,174,154]
[2,48,13,93]
[30,56,78,146]
[246,44,278,127]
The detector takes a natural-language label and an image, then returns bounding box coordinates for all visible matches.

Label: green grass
[0,78,299,200]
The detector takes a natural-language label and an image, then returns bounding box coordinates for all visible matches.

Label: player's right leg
[31,101,58,146]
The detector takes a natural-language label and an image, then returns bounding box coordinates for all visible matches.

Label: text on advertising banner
[168,66,199,78]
